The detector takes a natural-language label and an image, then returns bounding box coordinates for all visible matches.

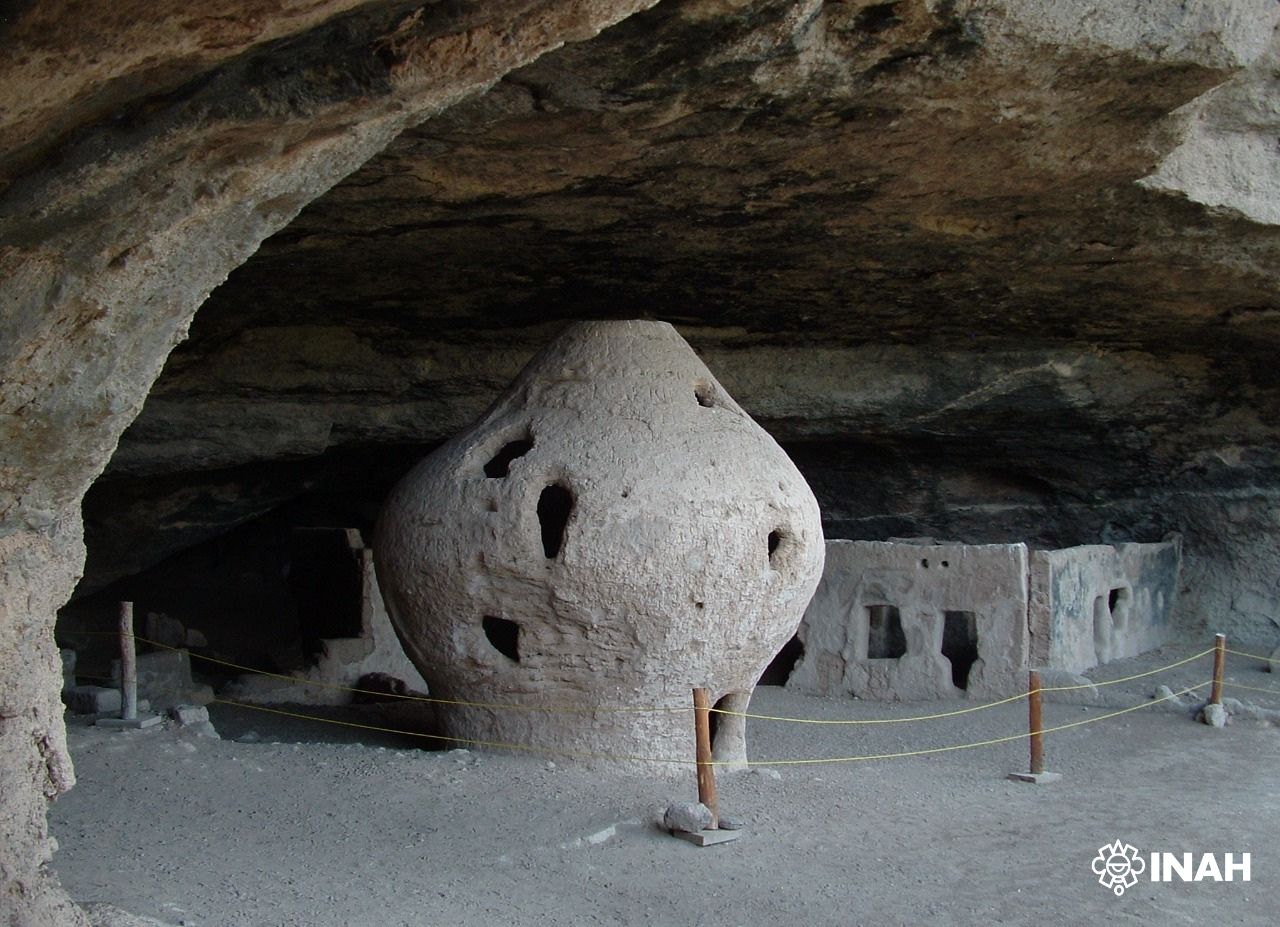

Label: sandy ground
[49,635,1280,927]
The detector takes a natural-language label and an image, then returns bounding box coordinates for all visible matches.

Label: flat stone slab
[96,714,163,730]
[671,828,743,847]
[1007,771,1063,784]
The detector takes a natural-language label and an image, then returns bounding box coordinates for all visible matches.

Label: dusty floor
[50,635,1280,926]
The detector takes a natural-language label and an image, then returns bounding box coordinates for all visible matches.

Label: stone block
[112,649,197,711]
[663,801,713,834]
[63,685,121,714]
[169,704,209,725]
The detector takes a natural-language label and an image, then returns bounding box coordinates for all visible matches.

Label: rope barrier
[66,629,1221,726]
[70,620,1229,765]
[742,682,1212,767]
[1040,648,1215,692]
[210,698,689,766]
[1224,647,1279,663]
[714,646,1216,724]
[68,631,691,716]
[1221,681,1280,697]
[206,681,1212,768]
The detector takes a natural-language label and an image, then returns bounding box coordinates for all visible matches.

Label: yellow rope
[741,682,1211,767]
[1221,681,1280,697]
[208,682,1211,768]
[715,691,1030,725]
[717,647,1216,725]
[1224,647,1279,663]
[100,633,692,716]
[1040,648,1216,692]
[68,631,1218,725]
[211,698,690,765]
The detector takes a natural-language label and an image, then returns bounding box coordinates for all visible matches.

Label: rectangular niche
[942,610,979,690]
[866,605,906,659]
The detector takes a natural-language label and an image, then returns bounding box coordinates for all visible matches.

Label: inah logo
[1092,840,1146,896]
[1090,839,1252,896]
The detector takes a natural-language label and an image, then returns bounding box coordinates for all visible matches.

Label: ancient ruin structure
[225,530,428,705]
[792,538,1181,700]
[375,320,825,763]
[1028,540,1182,673]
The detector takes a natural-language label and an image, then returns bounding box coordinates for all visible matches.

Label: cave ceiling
[76,0,1280,592]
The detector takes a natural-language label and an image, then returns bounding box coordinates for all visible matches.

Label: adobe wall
[790,540,1030,700]
[1028,538,1181,673]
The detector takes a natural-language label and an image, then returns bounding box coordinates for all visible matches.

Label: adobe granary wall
[374,321,825,766]
[1028,539,1182,674]
[793,537,1181,700]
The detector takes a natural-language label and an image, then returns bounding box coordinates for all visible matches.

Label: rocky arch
[0,3,655,923]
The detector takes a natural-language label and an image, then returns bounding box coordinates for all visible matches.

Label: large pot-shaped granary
[374,320,824,766]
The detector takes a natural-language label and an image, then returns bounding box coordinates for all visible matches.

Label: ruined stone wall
[791,539,1030,699]
[1028,539,1180,673]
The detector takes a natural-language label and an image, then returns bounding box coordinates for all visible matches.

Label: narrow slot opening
[941,610,978,690]
[537,483,573,559]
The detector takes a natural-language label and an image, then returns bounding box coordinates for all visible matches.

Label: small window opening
[921,558,930,568]
[537,483,573,559]
[484,438,533,478]
[867,605,906,659]
[768,530,782,559]
[941,611,979,690]
[482,615,520,662]
[694,381,716,408]
[759,635,804,686]
[1109,587,1131,630]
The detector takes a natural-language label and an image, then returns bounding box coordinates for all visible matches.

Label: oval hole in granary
[768,528,787,563]
[484,436,534,477]
[482,615,520,662]
[537,483,574,558]
[694,380,716,408]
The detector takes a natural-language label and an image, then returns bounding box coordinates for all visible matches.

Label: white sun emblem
[1091,839,1146,896]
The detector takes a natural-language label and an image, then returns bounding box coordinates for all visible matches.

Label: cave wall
[0,2,656,923]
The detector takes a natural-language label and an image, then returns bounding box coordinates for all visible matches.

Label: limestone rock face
[374,320,824,763]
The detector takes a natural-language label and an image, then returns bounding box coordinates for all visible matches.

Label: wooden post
[1210,633,1226,706]
[1027,670,1044,776]
[119,601,137,721]
[692,687,719,829]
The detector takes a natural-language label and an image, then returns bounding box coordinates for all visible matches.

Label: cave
[3,1,1280,924]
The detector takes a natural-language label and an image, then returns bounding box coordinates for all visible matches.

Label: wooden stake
[1210,633,1226,706]
[692,687,719,829]
[1027,670,1044,776]
[119,601,137,721]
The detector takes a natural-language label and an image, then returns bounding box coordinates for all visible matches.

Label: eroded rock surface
[374,321,824,763]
